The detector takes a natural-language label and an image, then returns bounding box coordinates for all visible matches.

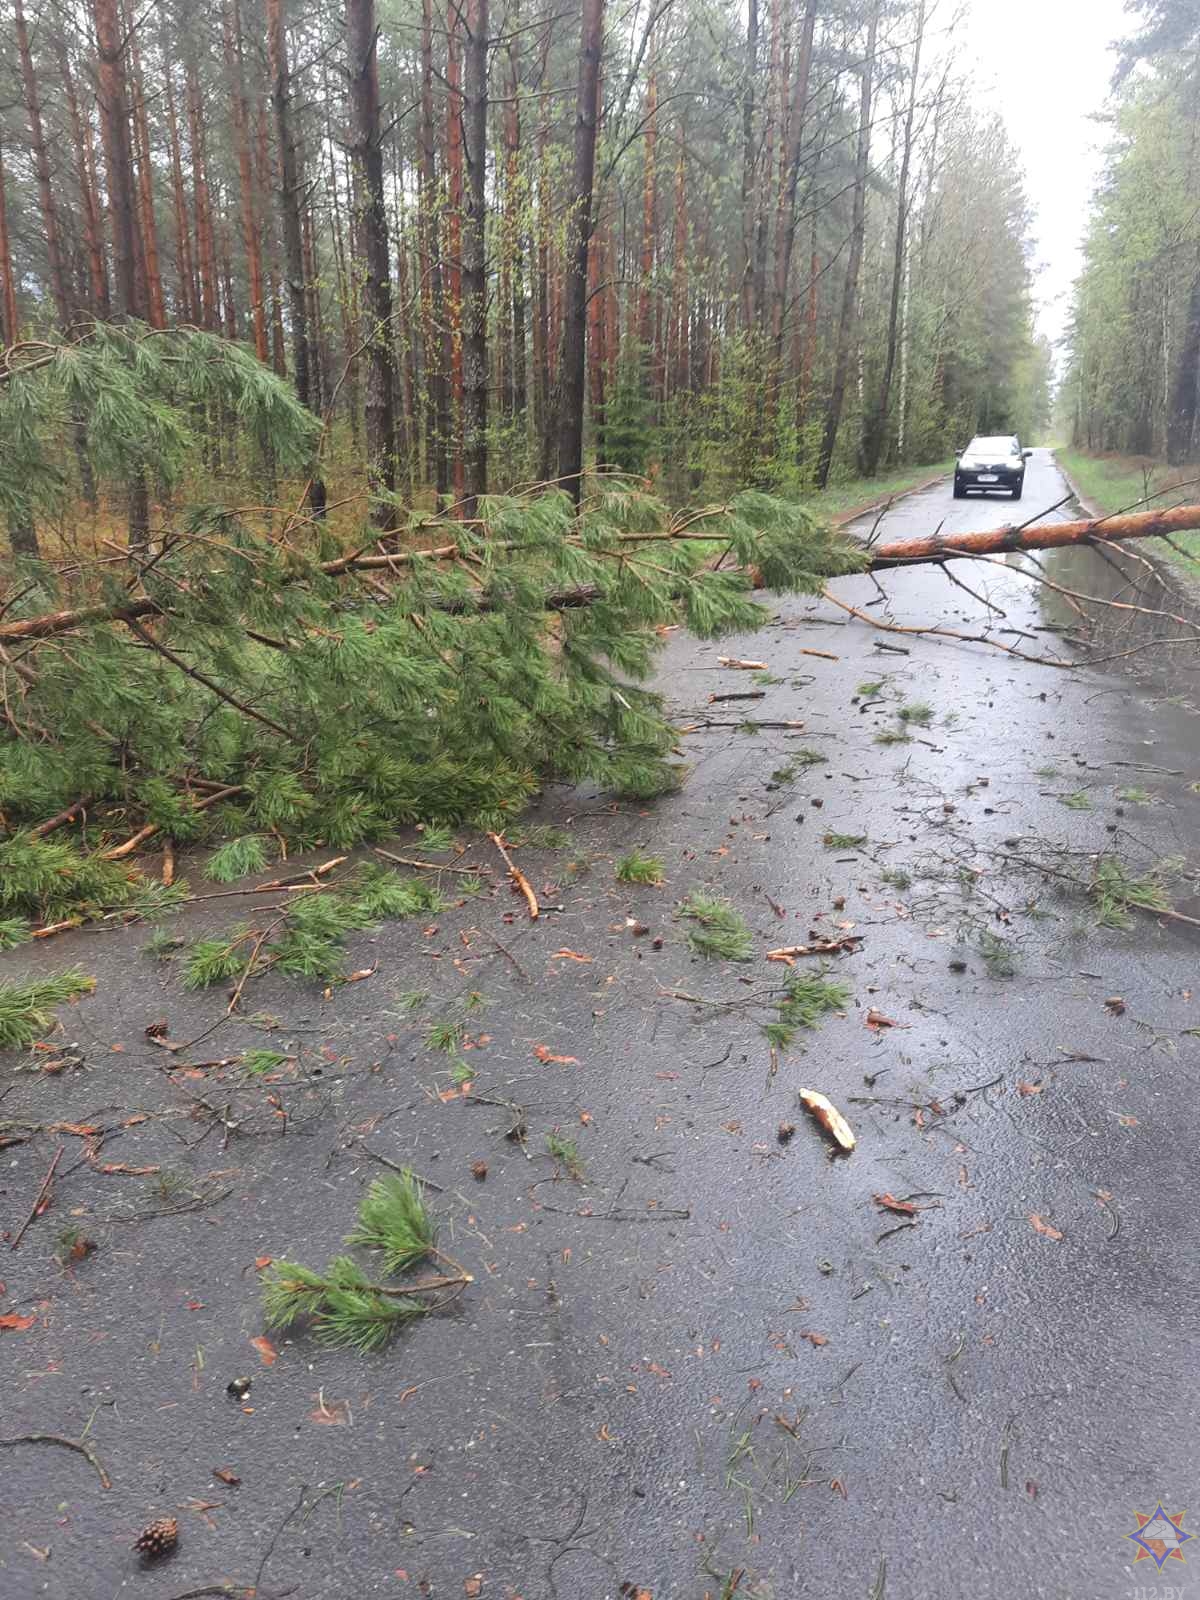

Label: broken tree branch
[487,832,539,919]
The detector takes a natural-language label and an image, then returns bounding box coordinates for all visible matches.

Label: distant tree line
[1067,0,1200,464]
[0,0,1051,545]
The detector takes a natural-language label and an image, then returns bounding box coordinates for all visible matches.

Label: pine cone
[133,1516,178,1559]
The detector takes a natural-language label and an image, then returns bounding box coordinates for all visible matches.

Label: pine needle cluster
[183,864,446,990]
[262,1172,464,1352]
[616,849,666,886]
[0,969,95,1049]
[763,967,853,1050]
[678,892,755,961]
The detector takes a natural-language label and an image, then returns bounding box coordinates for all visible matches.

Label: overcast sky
[962,0,1131,354]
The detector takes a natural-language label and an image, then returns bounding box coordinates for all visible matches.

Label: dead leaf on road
[212,1468,241,1486]
[799,1331,829,1348]
[865,1008,906,1030]
[249,1335,278,1365]
[1016,1081,1044,1097]
[464,1576,484,1598]
[551,949,592,962]
[872,1193,917,1216]
[0,1312,36,1332]
[533,1045,579,1065]
[1028,1213,1064,1241]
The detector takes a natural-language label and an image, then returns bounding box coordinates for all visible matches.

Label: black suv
[953,436,1032,500]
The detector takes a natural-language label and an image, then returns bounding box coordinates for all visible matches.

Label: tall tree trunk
[347,0,399,525]
[446,5,466,505]
[815,1,877,490]
[127,19,166,327]
[186,58,219,329]
[0,133,19,343]
[860,0,924,477]
[266,0,327,516]
[669,144,688,396]
[556,0,604,502]
[1167,265,1200,465]
[739,0,758,329]
[533,74,553,479]
[163,60,196,321]
[751,0,782,335]
[637,45,657,357]
[57,38,110,319]
[94,0,149,541]
[16,0,71,328]
[418,0,450,498]
[768,0,817,370]
[224,0,269,360]
[460,0,489,515]
[502,35,526,421]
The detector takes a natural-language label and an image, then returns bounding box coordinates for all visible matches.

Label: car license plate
[977,473,998,482]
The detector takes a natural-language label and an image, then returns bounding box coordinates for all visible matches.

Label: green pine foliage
[181,866,446,990]
[0,969,95,1050]
[616,849,666,886]
[2,325,868,953]
[261,1168,455,1352]
[205,835,272,883]
[346,1174,437,1274]
[763,967,853,1050]
[678,892,755,961]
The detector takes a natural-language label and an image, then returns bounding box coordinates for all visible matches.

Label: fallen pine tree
[2,319,1199,938]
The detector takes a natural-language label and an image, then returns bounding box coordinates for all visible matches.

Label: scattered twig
[766,936,862,963]
[488,832,539,919]
[373,847,490,876]
[11,1144,64,1250]
[0,1430,111,1489]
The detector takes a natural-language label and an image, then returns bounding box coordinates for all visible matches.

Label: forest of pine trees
[1066,0,1200,466]
[0,0,1051,543]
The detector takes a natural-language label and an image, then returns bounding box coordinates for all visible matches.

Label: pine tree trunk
[128,21,167,328]
[225,0,269,360]
[814,1,877,490]
[163,60,196,322]
[94,0,150,542]
[56,37,110,320]
[266,0,327,516]
[0,132,21,343]
[1167,265,1200,466]
[16,0,71,328]
[859,0,924,477]
[186,58,219,329]
[347,0,399,525]
[739,0,757,329]
[446,6,466,505]
[638,51,657,358]
[501,34,526,421]
[460,0,489,516]
[418,0,450,498]
[533,82,553,479]
[556,0,604,502]
[768,1,816,371]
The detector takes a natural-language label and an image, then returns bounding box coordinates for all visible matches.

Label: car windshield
[967,437,1017,454]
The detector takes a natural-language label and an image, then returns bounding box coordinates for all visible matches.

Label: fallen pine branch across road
[6,504,1200,648]
[865,503,1200,568]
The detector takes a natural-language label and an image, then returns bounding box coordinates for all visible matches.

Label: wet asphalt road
[2,450,1199,1600]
